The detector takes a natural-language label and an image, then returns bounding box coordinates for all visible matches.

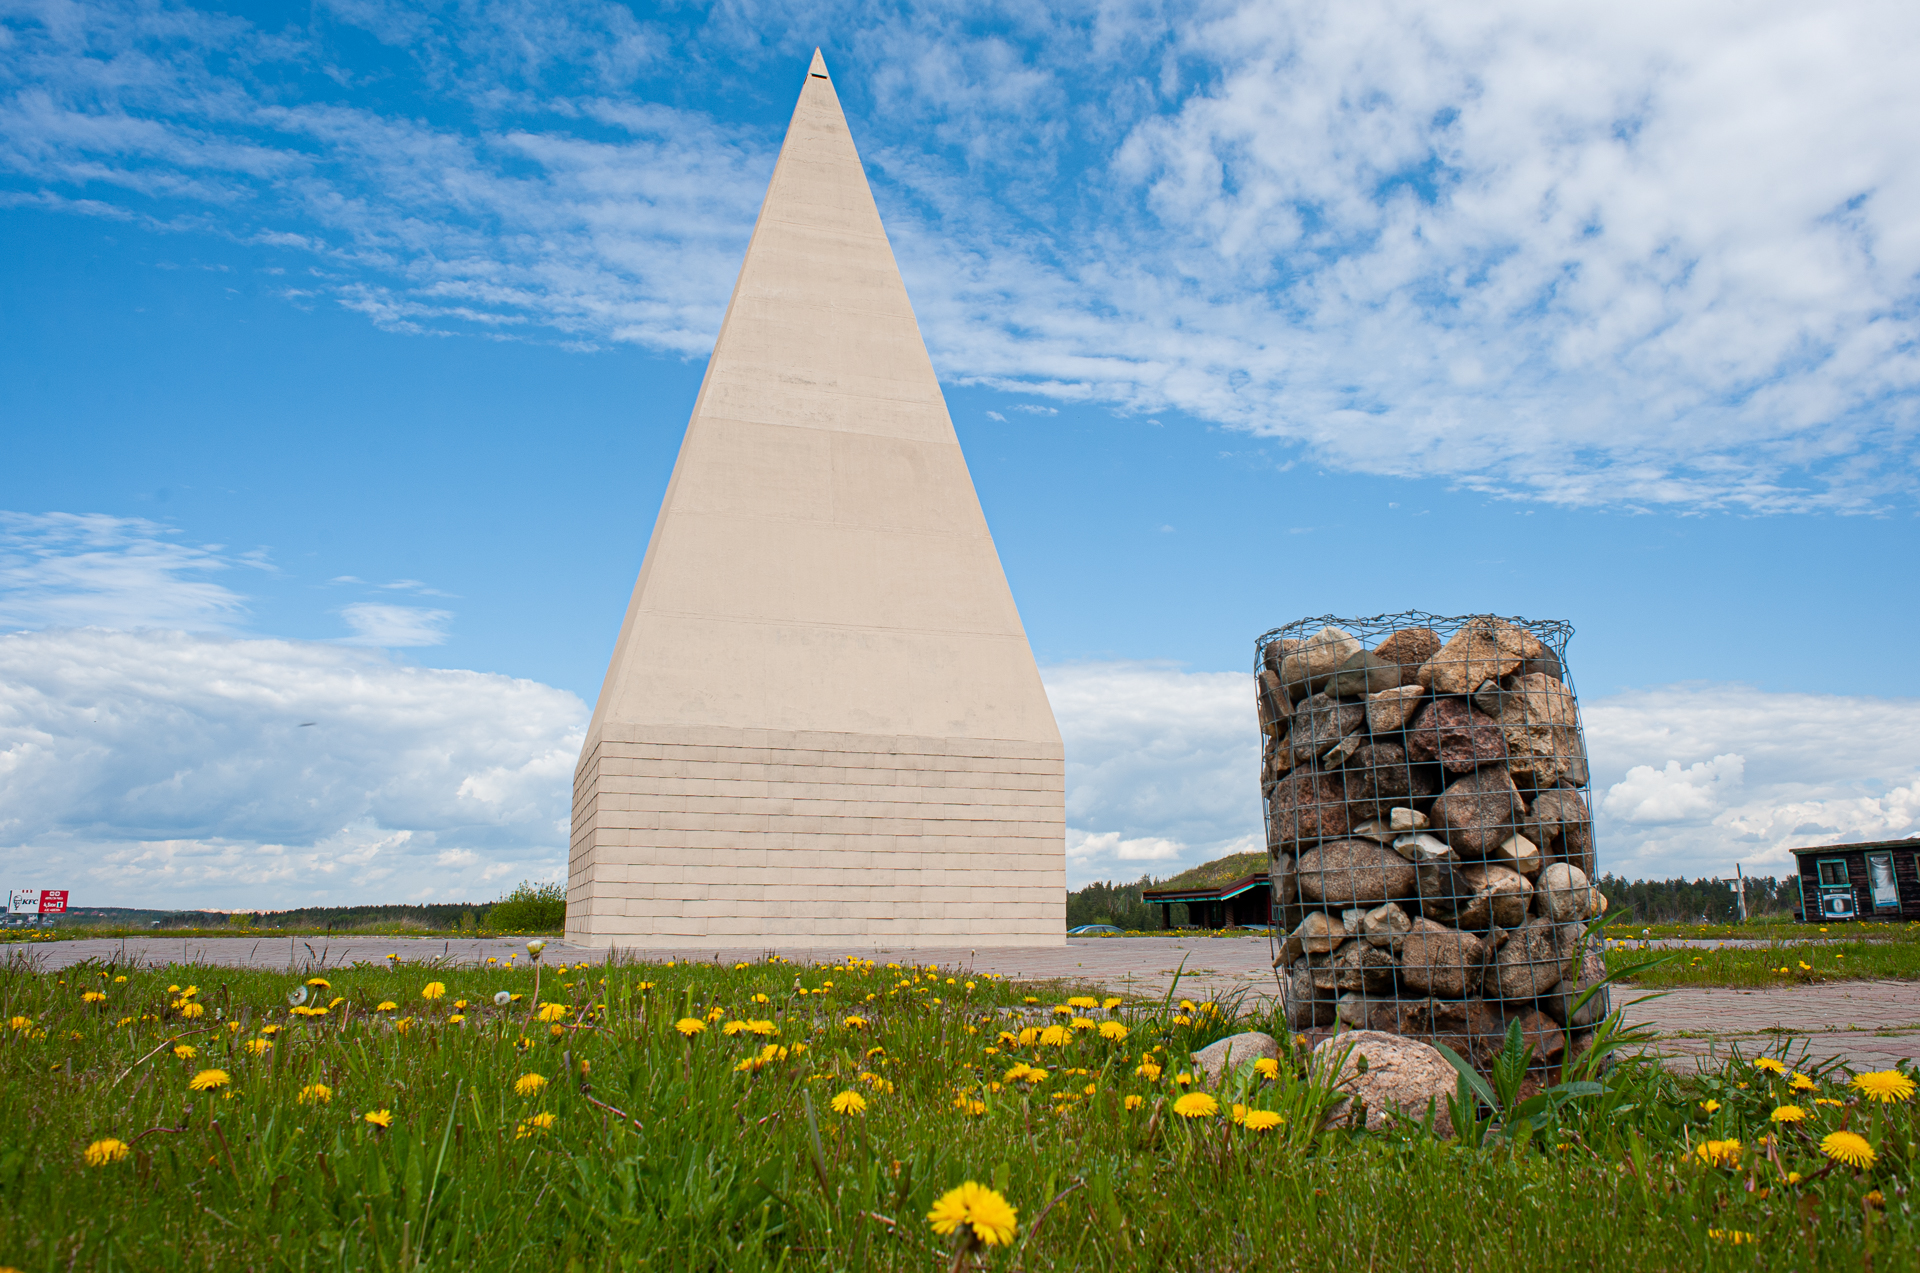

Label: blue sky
[3,0,1918,908]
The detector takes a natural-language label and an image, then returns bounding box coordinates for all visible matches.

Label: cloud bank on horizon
[4,516,1912,908]
[4,0,1917,512]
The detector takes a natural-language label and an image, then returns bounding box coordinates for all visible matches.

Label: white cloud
[338,602,454,647]
[1602,754,1745,824]
[0,627,584,909]
[1586,684,1920,877]
[1042,661,1260,887]
[0,512,258,632]
[3,1,1916,509]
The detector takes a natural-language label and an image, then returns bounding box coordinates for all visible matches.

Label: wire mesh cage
[1255,612,1605,1072]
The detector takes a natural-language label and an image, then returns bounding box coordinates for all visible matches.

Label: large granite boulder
[1280,626,1363,700]
[1406,696,1508,774]
[1498,672,1589,789]
[1373,628,1442,689]
[1418,617,1545,696]
[1191,1031,1282,1085]
[1297,839,1419,908]
[1313,1030,1459,1138]
[1398,917,1487,998]
[1289,692,1368,766]
[1268,770,1352,851]
[1365,683,1427,736]
[1493,917,1575,1001]
[1429,766,1523,857]
[1529,788,1595,877]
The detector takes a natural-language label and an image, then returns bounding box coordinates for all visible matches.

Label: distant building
[1141,853,1272,929]
[1790,839,1920,921]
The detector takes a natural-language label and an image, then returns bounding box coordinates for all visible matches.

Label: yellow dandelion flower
[83,1139,130,1167]
[1753,1058,1787,1075]
[1770,1105,1807,1123]
[172,1044,196,1060]
[82,991,107,1004]
[1174,1072,1193,1088]
[1172,1014,1192,1026]
[953,1095,987,1116]
[178,1003,205,1019]
[830,1089,868,1115]
[1700,1100,1720,1113]
[1069,1017,1096,1032]
[751,993,769,1004]
[1102,997,1122,1011]
[723,1020,750,1036]
[1136,1061,1162,1081]
[1039,1024,1072,1047]
[1821,1130,1876,1169]
[421,982,447,1001]
[1707,1230,1756,1245]
[376,1001,398,1012]
[1231,1102,1248,1125]
[114,975,126,983]
[1790,1073,1817,1092]
[1815,1097,1846,1107]
[1172,1092,1220,1119]
[926,1181,1019,1247]
[6,1016,29,1030]
[536,1003,568,1023]
[843,1015,867,1029]
[243,1039,271,1056]
[305,978,330,990]
[1098,1021,1129,1042]
[525,1111,556,1130]
[364,1110,393,1128]
[1243,1109,1284,1131]
[1124,1094,1145,1111]
[449,1013,466,1024]
[189,1069,230,1091]
[1066,996,1100,1010]
[514,1073,548,1097]
[297,1083,332,1105]
[1852,1070,1917,1103]
[259,1024,281,1036]
[747,1020,778,1036]
[674,1018,706,1037]
[1254,1057,1281,1080]
[1694,1139,1740,1167]
[706,1006,726,1022]
[1787,1171,1803,1184]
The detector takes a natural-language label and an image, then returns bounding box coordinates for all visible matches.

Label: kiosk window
[1817,859,1850,887]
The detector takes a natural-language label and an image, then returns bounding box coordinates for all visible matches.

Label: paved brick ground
[16,934,1920,1071]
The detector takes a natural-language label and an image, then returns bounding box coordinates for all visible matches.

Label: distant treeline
[1064,877,1170,931]
[1593,874,1797,924]
[1065,871,1803,930]
[44,881,568,934]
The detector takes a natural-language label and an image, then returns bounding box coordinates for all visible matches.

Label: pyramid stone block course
[567,51,1066,948]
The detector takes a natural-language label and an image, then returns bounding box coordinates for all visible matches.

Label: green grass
[1,956,1914,1270]
[1610,939,1920,988]
[1608,918,1920,942]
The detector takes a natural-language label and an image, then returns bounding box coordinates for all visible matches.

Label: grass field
[2,952,1916,1269]
[1609,938,1920,988]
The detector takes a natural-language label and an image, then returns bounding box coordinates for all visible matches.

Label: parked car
[1066,923,1124,936]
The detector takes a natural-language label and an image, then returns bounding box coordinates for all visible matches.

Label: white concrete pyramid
[566,50,1065,948]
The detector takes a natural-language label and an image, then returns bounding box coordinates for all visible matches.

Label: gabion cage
[1256,612,1605,1072]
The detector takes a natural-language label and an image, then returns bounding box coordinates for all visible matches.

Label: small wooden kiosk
[1790,838,1920,922]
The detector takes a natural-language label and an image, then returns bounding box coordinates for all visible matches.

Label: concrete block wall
[566,724,1065,947]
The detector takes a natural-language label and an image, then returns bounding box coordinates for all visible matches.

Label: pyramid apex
[808,48,828,78]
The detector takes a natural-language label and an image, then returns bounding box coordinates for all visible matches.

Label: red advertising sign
[38,890,68,915]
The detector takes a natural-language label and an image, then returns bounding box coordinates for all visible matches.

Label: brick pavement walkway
[16,934,1920,1071]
